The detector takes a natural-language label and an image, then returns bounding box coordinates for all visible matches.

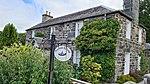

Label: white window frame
[124,52,130,75]
[50,27,55,39]
[126,20,132,39]
[32,30,35,38]
[75,21,83,37]
[74,21,83,65]
[138,28,142,43]
[138,56,141,70]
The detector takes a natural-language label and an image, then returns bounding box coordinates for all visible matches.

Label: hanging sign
[54,46,72,61]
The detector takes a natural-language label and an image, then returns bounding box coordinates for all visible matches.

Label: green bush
[140,50,149,74]
[0,44,49,84]
[53,59,73,84]
[35,32,47,38]
[75,19,120,82]
[116,75,137,84]
[129,71,144,83]
[80,55,101,83]
[0,23,18,48]
[0,44,73,84]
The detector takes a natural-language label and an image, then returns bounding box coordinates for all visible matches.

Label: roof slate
[27,5,115,30]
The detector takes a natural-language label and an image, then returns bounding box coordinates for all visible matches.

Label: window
[73,47,81,66]
[32,30,35,38]
[74,21,83,65]
[124,52,130,75]
[50,27,55,39]
[138,56,141,70]
[126,20,131,39]
[138,28,142,43]
[75,21,83,37]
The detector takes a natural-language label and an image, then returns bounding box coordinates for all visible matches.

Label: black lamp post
[48,33,55,84]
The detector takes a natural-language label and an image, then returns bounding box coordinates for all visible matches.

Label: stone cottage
[26,0,146,79]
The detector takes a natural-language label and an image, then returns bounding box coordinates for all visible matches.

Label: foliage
[53,59,73,84]
[129,71,144,83]
[139,0,150,43]
[0,44,74,84]
[18,33,26,45]
[0,23,18,47]
[140,50,149,74]
[116,75,137,84]
[73,64,82,79]
[75,19,120,82]
[0,44,49,84]
[80,55,101,83]
[93,53,115,82]
[35,32,47,38]
[0,31,2,35]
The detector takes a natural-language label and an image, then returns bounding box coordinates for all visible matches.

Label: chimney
[42,11,53,22]
[123,0,139,25]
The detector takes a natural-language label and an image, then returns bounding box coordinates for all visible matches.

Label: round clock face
[54,46,72,61]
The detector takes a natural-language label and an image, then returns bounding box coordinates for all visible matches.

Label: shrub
[0,44,74,84]
[80,55,101,83]
[35,32,47,38]
[53,59,73,84]
[0,44,49,84]
[129,71,144,83]
[140,50,149,74]
[116,75,137,84]
[75,19,120,82]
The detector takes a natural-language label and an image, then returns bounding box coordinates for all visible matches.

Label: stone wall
[115,13,146,78]
[26,12,146,80]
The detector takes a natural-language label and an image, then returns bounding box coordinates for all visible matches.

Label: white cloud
[0,0,123,33]
[0,0,41,32]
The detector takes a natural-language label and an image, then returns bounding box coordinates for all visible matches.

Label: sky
[0,0,123,33]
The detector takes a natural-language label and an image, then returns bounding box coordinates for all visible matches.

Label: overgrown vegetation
[0,44,73,84]
[0,23,18,48]
[140,50,149,74]
[35,32,47,38]
[80,55,101,83]
[116,75,136,84]
[75,19,120,82]
[18,33,26,45]
[139,0,150,43]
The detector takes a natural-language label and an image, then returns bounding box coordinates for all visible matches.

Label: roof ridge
[100,5,116,11]
[27,5,116,30]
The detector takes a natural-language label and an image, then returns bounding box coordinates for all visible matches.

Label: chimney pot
[42,11,53,22]
[49,12,51,16]
[46,11,49,15]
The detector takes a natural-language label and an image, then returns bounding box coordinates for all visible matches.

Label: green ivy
[75,19,120,82]
[140,50,149,74]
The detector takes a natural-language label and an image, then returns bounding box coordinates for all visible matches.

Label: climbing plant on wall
[75,19,120,82]
[140,50,149,74]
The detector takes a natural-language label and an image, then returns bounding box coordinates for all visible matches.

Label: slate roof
[146,43,150,50]
[26,5,116,30]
